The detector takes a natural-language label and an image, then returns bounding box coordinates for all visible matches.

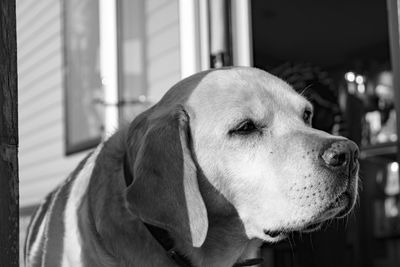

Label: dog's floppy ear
[126,107,208,247]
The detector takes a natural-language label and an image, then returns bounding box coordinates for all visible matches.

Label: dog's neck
[171,216,262,267]
[172,171,262,267]
[143,219,262,267]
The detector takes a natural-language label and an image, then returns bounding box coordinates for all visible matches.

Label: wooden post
[0,0,19,266]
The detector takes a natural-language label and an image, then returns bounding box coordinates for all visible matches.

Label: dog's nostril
[321,140,359,170]
[322,150,348,167]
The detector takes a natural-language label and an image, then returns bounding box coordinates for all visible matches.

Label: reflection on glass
[362,69,397,145]
[64,0,103,154]
[117,0,150,124]
[374,162,400,237]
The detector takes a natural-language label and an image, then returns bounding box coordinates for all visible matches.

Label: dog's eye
[230,120,258,135]
[303,109,313,125]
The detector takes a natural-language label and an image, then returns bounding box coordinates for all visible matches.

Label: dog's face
[186,68,359,242]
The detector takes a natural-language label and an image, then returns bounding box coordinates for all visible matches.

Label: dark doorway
[252,1,400,267]
[252,0,390,70]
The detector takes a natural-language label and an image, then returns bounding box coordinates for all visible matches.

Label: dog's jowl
[25,67,359,267]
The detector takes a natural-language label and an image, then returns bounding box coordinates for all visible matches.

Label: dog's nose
[321,140,359,173]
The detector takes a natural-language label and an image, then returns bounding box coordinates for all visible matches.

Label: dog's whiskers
[358,175,364,192]
[299,84,313,97]
[287,235,295,260]
[309,234,314,251]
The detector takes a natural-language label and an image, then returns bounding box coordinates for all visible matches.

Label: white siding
[145,0,181,102]
[17,0,181,208]
[17,0,87,208]
[18,0,181,265]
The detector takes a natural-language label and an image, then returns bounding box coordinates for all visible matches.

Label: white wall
[17,0,181,264]
[146,0,181,102]
[17,0,87,208]
[17,0,181,209]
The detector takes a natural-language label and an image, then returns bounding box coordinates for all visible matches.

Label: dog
[24,67,359,267]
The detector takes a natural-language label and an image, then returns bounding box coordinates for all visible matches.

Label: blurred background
[18,0,400,266]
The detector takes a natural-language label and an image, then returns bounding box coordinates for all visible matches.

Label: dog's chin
[305,191,353,226]
[263,191,356,241]
[299,191,356,233]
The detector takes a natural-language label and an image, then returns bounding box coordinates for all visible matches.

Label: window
[63,0,103,154]
[117,0,149,124]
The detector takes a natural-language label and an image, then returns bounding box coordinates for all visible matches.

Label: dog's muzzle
[320,139,359,218]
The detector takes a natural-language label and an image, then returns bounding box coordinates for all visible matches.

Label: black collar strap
[143,223,263,267]
[144,223,194,267]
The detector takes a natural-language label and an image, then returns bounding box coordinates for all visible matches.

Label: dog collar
[143,223,263,267]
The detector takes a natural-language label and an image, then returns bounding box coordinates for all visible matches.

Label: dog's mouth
[329,191,352,217]
[263,230,287,239]
[263,191,353,239]
[305,191,351,227]
[300,191,354,232]
[263,222,324,239]
[264,219,325,238]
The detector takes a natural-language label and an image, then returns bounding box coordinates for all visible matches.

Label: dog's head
[126,67,359,247]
